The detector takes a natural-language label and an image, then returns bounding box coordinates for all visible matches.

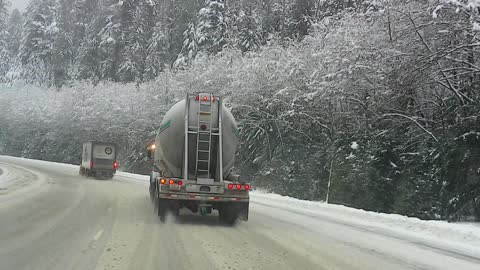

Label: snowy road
[0,156,479,270]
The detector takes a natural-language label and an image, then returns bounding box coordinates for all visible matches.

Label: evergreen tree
[6,9,23,57]
[165,0,201,63]
[76,0,105,81]
[95,0,135,81]
[145,21,168,80]
[19,0,58,85]
[0,0,11,78]
[268,0,294,40]
[290,0,314,38]
[52,0,75,86]
[197,0,228,54]
[72,0,98,49]
[0,0,9,44]
[237,5,262,52]
[173,22,198,68]
[118,0,156,83]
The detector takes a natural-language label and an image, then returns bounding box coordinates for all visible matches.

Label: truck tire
[238,202,249,221]
[219,204,238,226]
[158,199,167,222]
[155,185,167,222]
[153,184,159,211]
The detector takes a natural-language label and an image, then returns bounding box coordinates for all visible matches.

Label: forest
[1,0,480,221]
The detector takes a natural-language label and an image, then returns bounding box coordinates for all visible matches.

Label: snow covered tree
[197,0,228,54]
[98,0,129,81]
[6,9,23,57]
[70,0,99,79]
[75,0,106,82]
[0,0,11,78]
[173,22,198,68]
[164,0,201,63]
[19,0,58,85]
[118,0,157,83]
[236,6,262,52]
[52,0,76,86]
[144,21,168,80]
[289,0,314,38]
[72,0,98,49]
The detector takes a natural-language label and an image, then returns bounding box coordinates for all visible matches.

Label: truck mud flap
[238,202,249,221]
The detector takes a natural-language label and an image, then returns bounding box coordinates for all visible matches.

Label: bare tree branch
[381,113,439,142]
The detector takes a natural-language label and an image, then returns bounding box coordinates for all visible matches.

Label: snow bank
[252,191,480,258]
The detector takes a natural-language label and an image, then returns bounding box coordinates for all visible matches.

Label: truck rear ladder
[184,93,223,183]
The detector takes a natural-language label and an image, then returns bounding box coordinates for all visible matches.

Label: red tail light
[90,161,93,168]
[160,178,166,185]
[203,96,208,101]
[195,95,200,101]
[169,179,175,185]
[177,180,183,186]
[245,184,250,190]
[113,161,118,169]
[228,184,233,190]
[212,96,216,102]
[236,184,241,190]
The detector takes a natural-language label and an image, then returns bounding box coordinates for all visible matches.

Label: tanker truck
[146,93,250,225]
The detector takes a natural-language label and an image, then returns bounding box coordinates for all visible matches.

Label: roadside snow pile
[251,191,480,258]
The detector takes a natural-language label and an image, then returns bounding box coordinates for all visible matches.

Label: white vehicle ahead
[147,93,250,225]
[79,141,118,179]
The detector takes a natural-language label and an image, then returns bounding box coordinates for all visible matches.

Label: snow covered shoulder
[0,157,48,202]
[252,191,480,259]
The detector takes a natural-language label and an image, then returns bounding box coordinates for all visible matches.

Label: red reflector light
[228,184,233,190]
[203,96,208,101]
[169,179,175,185]
[90,161,93,168]
[160,178,166,185]
[177,180,183,186]
[195,95,199,101]
[213,196,220,200]
[245,184,250,190]
[236,184,241,190]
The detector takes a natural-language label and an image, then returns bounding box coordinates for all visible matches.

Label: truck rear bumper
[158,192,249,203]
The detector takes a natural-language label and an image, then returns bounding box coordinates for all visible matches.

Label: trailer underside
[151,185,249,225]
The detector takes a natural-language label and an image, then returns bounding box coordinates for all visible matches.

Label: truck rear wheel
[219,204,239,226]
[158,199,167,222]
[155,185,167,222]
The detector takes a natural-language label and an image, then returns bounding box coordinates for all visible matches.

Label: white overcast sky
[10,0,29,11]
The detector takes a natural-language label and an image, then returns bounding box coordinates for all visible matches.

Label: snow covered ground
[114,167,480,258]
[252,192,480,259]
[1,155,480,260]
[0,160,49,202]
